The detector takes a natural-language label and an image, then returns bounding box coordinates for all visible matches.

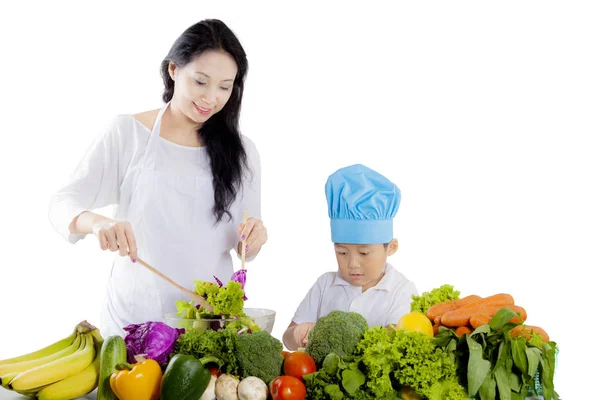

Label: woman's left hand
[238,217,268,258]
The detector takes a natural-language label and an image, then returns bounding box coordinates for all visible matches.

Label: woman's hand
[238,217,268,258]
[92,219,138,262]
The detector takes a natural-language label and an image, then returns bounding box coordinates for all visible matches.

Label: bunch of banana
[0,320,104,400]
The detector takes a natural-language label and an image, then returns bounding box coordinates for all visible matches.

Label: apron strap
[141,102,170,171]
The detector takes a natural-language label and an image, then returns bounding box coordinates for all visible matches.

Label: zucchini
[97,335,127,400]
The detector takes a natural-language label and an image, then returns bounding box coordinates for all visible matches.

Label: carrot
[506,305,527,323]
[433,322,441,336]
[441,293,514,327]
[510,325,550,343]
[469,312,492,328]
[474,305,528,323]
[434,316,441,325]
[426,295,483,321]
[455,326,473,338]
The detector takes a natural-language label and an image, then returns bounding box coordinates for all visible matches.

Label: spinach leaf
[494,365,511,400]
[509,371,521,392]
[467,335,491,395]
[479,372,497,400]
[511,338,528,377]
[489,308,518,330]
[541,342,557,400]
[525,346,541,378]
[495,340,508,372]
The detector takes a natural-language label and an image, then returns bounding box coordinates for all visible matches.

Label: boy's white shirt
[292,263,418,327]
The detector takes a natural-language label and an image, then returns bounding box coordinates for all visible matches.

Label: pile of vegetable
[92,283,559,400]
[434,308,559,400]
[303,325,467,400]
[414,285,559,400]
[98,319,289,400]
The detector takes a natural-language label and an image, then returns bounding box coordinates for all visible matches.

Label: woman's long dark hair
[160,19,249,223]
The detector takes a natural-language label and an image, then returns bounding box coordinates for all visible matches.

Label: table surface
[0,389,96,399]
[0,389,550,400]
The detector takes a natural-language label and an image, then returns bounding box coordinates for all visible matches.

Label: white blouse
[48,114,261,248]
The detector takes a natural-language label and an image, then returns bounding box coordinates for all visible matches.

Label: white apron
[100,102,241,337]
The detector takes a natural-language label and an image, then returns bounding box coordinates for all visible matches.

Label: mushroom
[200,375,217,400]
[215,374,240,400]
[237,376,268,400]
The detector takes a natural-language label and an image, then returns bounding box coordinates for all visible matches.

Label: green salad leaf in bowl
[165,273,275,333]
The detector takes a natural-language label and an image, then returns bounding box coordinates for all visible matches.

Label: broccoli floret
[237,330,284,383]
[305,310,369,366]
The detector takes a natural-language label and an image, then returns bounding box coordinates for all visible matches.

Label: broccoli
[305,310,369,366]
[237,330,284,384]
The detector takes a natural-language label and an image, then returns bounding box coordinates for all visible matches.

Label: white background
[1,1,598,398]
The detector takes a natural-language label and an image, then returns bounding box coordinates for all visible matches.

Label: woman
[49,19,267,337]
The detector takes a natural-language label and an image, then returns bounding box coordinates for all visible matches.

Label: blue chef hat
[325,164,401,244]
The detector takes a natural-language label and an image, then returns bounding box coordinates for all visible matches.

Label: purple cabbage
[231,269,248,300]
[123,321,184,364]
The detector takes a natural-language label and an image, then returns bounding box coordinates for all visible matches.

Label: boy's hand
[294,322,316,346]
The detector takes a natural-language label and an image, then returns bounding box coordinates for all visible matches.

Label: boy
[283,164,418,350]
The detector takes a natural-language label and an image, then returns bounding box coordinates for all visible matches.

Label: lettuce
[410,284,460,314]
[355,327,468,400]
[176,272,247,320]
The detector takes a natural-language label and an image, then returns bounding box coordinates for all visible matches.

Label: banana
[0,332,82,376]
[36,349,100,400]
[37,327,104,400]
[0,371,19,388]
[9,331,95,391]
[0,330,77,367]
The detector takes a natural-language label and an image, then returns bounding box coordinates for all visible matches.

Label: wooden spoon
[241,210,248,270]
[135,257,213,312]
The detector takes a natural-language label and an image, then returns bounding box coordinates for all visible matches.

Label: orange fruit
[396,312,434,337]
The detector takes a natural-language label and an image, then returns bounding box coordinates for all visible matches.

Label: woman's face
[169,50,238,124]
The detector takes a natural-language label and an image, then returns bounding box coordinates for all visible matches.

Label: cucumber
[97,335,127,400]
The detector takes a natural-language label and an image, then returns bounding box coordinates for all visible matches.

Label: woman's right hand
[92,219,138,262]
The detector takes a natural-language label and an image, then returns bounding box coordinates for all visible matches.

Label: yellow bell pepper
[109,355,162,400]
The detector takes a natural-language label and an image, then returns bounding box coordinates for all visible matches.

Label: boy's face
[334,239,398,291]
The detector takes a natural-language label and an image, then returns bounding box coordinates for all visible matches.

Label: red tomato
[282,350,292,359]
[208,365,220,376]
[269,376,306,400]
[283,351,317,382]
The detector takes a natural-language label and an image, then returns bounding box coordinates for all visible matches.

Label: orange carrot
[510,325,550,342]
[469,312,492,328]
[441,293,514,327]
[433,322,441,336]
[434,316,441,325]
[426,295,483,321]
[473,305,527,324]
[455,326,473,338]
